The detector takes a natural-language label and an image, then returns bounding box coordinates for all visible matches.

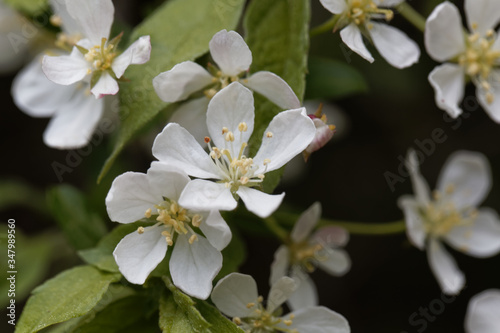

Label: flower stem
[395,2,426,32]
[310,15,340,38]
[264,216,289,242]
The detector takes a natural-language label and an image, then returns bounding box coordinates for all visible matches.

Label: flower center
[289,241,324,273]
[140,199,202,246]
[458,29,500,104]
[83,37,117,72]
[204,66,241,99]
[343,0,393,27]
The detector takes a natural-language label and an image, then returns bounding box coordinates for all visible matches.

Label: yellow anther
[486,92,494,104]
[222,127,229,134]
[189,234,198,244]
[204,88,217,99]
[145,208,152,218]
[238,122,248,132]
[225,131,235,142]
[284,319,293,326]
[240,176,249,185]
[50,15,62,27]
[170,202,179,215]
[257,296,263,303]
[257,174,265,179]
[191,214,202,227]
[263,159,271,165]
[266,131,273,138]
[246,302,256,309]
[137,226,145,234]
[233,317,242,325]
[289,314,295,319]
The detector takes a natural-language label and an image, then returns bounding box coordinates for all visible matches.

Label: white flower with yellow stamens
[211,273,351,333]
[270,202,351,311]
[152,82,316,218]
[319,0,420,68]
[398,149,500,295]
[42,0,151,98]
[106,162,231,300]
[465,289,500,333]
[425,0,500,122]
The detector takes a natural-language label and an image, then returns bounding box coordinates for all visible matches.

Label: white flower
[398,149,500,295]
[425,0,500,122]
[105,162,231,299]
[211,273,351,333]
[11,0,105,149]
[152,82,316,219]
[152,29,300,142]
[319,0,420,68]
[270,202,351,311]
[42,0,151,98]
[465,289,500,333]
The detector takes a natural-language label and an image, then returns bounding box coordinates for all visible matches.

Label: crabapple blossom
[303,105,336,161]
[465,289,500,333]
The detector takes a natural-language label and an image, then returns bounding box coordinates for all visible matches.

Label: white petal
[147,162,191,202]
[170,234,222,300]
[169,97,210,145]
[340,24,374,63]
[43,89,104,149]
[12,56,73,117]
[253,108,316,174]
[206,82,254,156]
[291,202,321,243]
[152,123,222,179]
[477,72,500,123]
[428,63,465,118]
[113,226,167,284]
[287,267,318,311]
[398,196,426,250]
[277,306,350,333]
[315,248,351,276]
[406,149,432,205]
[199,210,232,251]
[266,276,296,313]
[236,187,285,218]
[91,71,119,98]
[445,208,500,258]
[179,180,237,212]
[152,61,213,102]
[50,0,79,36]
[427,238,465,295]
[425,2,466,61]
[112,35,151,78]
[369,22,420,69]
[373,0,404,7]
[42,48,89,85]
[465,0,500,36]
[465,289,500,333]
[269,245,290,285]
[66,0,114,44]
[437,150,491,209]
[209,29,252,77]
[312,226,350,248]
[319,0,347,14]
[243,71,301,109]
[211,273,259,318]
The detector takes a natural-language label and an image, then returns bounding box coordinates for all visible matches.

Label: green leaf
[16,266,121,333]
[46,185,107,250]
[243,0,310,193]
[98,0,245,182]
[4,0,47,14]
[196,301,244,333]
[0,179,47,214]
[305,57,368,100]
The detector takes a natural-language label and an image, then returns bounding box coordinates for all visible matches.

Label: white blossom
[465,289,500,333]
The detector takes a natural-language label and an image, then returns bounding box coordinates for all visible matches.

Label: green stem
[396,2,426,32]
[264,216,288,242]
[310,15,340,38]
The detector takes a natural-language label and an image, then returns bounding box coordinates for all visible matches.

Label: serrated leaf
[4,0,47,14]
[197,301,244,333]
[16,266,121,333]
[305,57,368,100]
[244,0,310,193]
[98,0,245,182]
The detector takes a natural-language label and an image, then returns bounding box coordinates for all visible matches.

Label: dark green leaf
[0,179,47,214]
[4,0,47,14]
[197,301,244,333]
[215,227,246,280]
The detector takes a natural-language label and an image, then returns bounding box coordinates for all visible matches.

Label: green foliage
[16,266,121,333]
[244,0,311,193]
[98,0,245,182]
[0,179,47,214]
[4,0,47,14]
[305,57,368,100]
[46,185,107,250]
[196,301,244,333]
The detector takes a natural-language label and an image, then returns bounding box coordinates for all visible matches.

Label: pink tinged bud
[303,119,335,161]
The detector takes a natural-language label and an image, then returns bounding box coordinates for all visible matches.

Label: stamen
[225,131,235,142]
[266,131,273,138]
[145,208,152,218]
[204,137,211,144]
[137,226,145,234]
[238,122,248,132]
[189,234,198,244]
[233,317,242,325]
[263,159,271,165]
[222,127,229,134]
[246,302,256,308]
[191,214,202,227]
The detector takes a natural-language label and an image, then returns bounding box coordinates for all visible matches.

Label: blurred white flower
[465,289,500,333]
[270,202,351,311]
[398,149,500,295]
[211,273,351,333]
[106,162,231,300]
[0,2,31,74]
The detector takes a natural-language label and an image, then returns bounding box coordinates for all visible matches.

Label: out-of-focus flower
[303,104,336,161]
[465,289,500,333]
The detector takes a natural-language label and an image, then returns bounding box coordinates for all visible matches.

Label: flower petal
[315,248,351,276]
[477,71,500,123]
[312,226,350,248]
[277,306,350,333]
[236,187,285,218]
[179,179,237,211]
[49,0,79,36]
[369,22,420,69]
[199,210,232,251]
[464,0,500,36]
[253,108,316,174]
[340,24,374,63]
[465,289,500,333]
[243,71,301,109]
[152,123,222,179]
[425,2,466,61]
[148,162,191,202]
[42,48,89,85]
[206,82,254,156]
[170,234,222,299]
[269,245,290,285]
[319,0,347,14]
[428,63,465,118]
[211,273,259,318]
[398,196,426,250]
[287,266,318,311]
[437,150,491,209]
[169,97,210,145]
[111,35,151,78]
[427,238,465,295]
[90,71,119,98]
[373,0,404,7]
[291,202,321,243]
[209,29,252,77]
[406,149,432,205]
[267,276,296,313]
[152,61,213,102]
[66,0,114,44]
[445,208,500,258]
[113,226,167,284]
